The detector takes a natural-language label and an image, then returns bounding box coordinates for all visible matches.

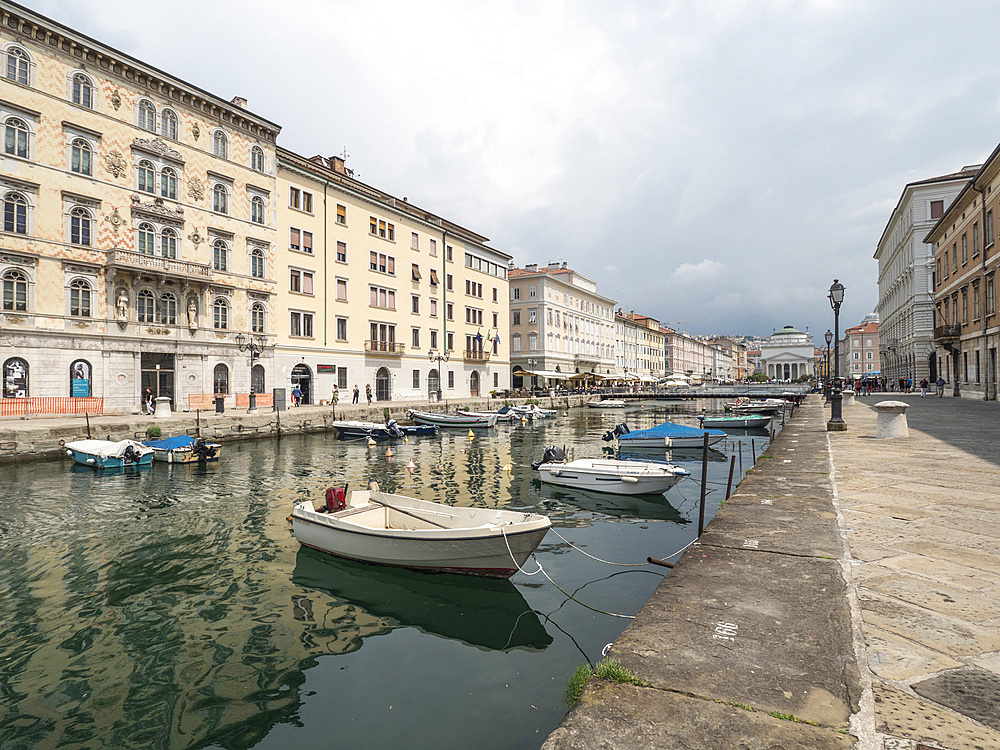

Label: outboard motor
[531,445,566,470]
[324,486,347,512]
[386,418,404,438]
[122,445,139,464]
[191,438,217,461]
[601,422,631,442]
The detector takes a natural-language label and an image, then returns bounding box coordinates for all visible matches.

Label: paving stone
[698,501,843,558]
[862,574,1000,623]
[877,554,1000,592]
[863,624,963,681]
[874,685,1000,750]
[911,669,1000,733]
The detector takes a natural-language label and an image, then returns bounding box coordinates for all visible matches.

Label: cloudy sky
[33,0,1000,342]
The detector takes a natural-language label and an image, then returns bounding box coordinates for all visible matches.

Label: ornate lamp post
[827,280,847,431]
[427,348,450,401]
[824,329,833,401]
[235,333,265,412]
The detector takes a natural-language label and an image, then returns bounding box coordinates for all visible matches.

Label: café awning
[513,368,571,380]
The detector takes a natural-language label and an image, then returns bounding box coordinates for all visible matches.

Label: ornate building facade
[759,326,815,381]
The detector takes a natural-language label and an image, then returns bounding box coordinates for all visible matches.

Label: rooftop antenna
[339,147,350,162]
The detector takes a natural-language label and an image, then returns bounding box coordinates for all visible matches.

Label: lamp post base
[826,419,848,432]
[248,391,258,414]
[827,390,847,431]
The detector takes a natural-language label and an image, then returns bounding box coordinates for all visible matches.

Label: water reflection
[535,482,689,522]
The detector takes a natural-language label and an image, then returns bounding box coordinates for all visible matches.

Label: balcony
[365,340,404,356]
[464,349,491,362]
[933,324,961,342]
[107,248,212,280]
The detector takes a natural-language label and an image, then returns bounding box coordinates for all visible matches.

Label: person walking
[292,384,302,406]
[331,384,339,417]
[919,378,928,398]
[145,387,154,415]
[352,385,359,404]
[935,376,946,398]
[365,383,372,406]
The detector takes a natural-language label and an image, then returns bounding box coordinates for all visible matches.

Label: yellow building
[0,3,279,413]
[275,150,511,404]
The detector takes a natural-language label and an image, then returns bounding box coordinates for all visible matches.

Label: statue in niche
[116,289,129,321]
[187,298,198,329]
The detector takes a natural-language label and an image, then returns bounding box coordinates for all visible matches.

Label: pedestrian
[331,384,339,417]
[898,378,905,393]
[352,384,360,404]
[365,383,372,406]
[906,377,912,393]
[919,378,928,398]
[935,376,946,398]
[292,384,302,406]
[145,387,154,415]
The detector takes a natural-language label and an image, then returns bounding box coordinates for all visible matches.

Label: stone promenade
[544,394,1000,750]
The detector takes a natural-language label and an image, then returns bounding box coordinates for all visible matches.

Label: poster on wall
[71,360,91,397]
[3,358,27,398]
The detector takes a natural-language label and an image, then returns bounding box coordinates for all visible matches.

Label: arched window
[136,223,155,255]
[136,289,155,323]
[213,363,229,395]
[250,145,264,172]
[250,247,265,279]
[69,279,91,317]
[212,298,228,330]
[251,364,265,394]
[212,239,228,271]
[71,73,93,108]
[160,228,177,259]
[251,195,265,224]
[71,138,92,175]
[212,130,228,159]
[137,100,156,132]
[5,47,30,85]
[160,166,177,199]
[69,206,91,246]
[3,357,28,398]
[3,192,27,234]
[2,269,27,311]
[5,117,29,158]
[160,292,176,325]
[70,359,91,397]
[160,108,178,140]
[137,160,155,193]
[251,302,265,333]
[212,183,228,214]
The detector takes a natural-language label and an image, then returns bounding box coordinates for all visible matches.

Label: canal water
[0,401,778,749]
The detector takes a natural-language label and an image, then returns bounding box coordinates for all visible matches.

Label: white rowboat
[586,399,628,408]
[536,458,689,495]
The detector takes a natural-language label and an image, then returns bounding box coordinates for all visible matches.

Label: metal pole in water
[196,409,201,437]
[751,438,756,464]
[85,412,91,439]
[738,440,743,475]
[698,432,709,536]
[725,454,736,500]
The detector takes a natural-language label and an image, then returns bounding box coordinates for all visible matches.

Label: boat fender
[65,448,73,456]
[325,486,347,512]
[621,476,639,483]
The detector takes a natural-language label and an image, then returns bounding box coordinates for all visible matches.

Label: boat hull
[407,410,497,428]
[618,433,725,449]
[66,448,152,469]
[586,401,627,408]
[699,415,771,429]
[537,461,683,495]
[150,444,222,463]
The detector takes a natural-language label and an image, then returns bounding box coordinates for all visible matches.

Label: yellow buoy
[467,430,474,440]
[503,462,512,473]
[521,418,527,425]
[366,437,376,446]
[385,447,393,458]
[403,435,408,443]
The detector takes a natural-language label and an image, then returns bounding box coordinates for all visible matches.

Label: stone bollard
[153,396,172,419]
[874,400,909,439]
[842,391,856,407]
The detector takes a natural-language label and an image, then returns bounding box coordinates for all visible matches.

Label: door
[291,364,311,405]
[427,368,440,398]
[140,352,174,408]
[469,370,480,397]
[375,367,391,401]
[251,364,265,394]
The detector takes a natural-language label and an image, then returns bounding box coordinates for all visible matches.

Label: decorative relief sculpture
[187,230,203,247]
[133,137,182,161]
[116,289,129,321]
[191,122,200,140]
[146,327,171,336]
[131,196,184,222]
[105,207,125,230]
[110,90,122,110]
[187,298,198,329]
[6,316,25,325]
[187,178,204,201]
[105,150,128,179]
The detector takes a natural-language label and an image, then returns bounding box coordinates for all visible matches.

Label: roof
[769,325,806,337]
[875,166,980,253]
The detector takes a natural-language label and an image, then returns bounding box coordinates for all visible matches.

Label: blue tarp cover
[142,435,195,449]
[619,421,725,440]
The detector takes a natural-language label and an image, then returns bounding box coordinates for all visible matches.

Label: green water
[0,402,773,749]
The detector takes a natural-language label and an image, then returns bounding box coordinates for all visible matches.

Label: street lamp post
[827,280,846,431]
[427,348,450,402]
[235,333,265,412]
[824,329,833,402]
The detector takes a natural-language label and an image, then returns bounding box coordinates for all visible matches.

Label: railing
[364,340,405,355]
[464,349,491,362]
[108,248,213,278]
[0,396,103,416]
[933,324,961,341]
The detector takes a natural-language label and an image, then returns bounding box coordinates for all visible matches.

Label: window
[429,238,437,257]
[528,333,537,351]
[446,245,452,261]
[336,241,347,262]
[161,167,177,199]
[336,204,346,225]
[493,287,498,303]
[336,278,348,301]
[412,369,420,388]
[213,239,228,271]
[973,281,981,320]
[69,207,91,246]
[411,232,419,250]
[136,289,155,323]
[465,280,483,298]
[866,351,873,360]
[160,293,176,324]
[512,287,520,301]
[251,196,265,224]
[160,228,177,259]
[512,334,522,352]
[930,200,944,219]
[289,187,301,209]
[137,160,155,193]
[302,191,313,213]
[213,298,228,329]
[5,46,30,85]
[369,251,395,274]
[250,145,264,172]
[212,183,228,214]
[448,370,455,388]
[944,249,949,276]
[988,275,996,316]
[137,100,156,132]
[528,285,537,300]
[212,130,228,159]
[446,274,453,291]
[250,247,265,278]
[251,303,266,333]
[430,298,438,317]
[70,73,93,108]
[369,216,395,240]
[512,310,521,325]
[5,117,29,158]
[411,263,421,282]
[430,330,438,349]
[290,268,314,295]
[412,327,420,348]
[161,109,178,140]
[528,308,537,324]
[289,228,301,252]
[69,279,91,317]
[447,332,454,351]
[962,288,969,324]
[987,209,995,249]
[974,222,980,257]
[369,285,396,310]
[336,316,348,340]
[429,269,439,286]
[136,223,155,255]
[446,302,453,320]
[492,312,498,328]
[961,234,968,265]
[411,294,420,314]
[68,138,92,176]
[2,269,27,311]
[214,364,229,395]
[465,307,483,325]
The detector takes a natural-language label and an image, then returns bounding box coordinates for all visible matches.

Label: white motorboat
[512,404,556,418]
[291,484,551,578]
[407,409,498,428]
[697,414,771,429]
[64,439,153,469]
[533,448,689,495]
[586,399,628,408]
[457,407,521,423]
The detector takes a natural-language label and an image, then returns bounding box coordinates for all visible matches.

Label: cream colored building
[760,325,815,380]
[275,150,511,403]
[615,310,664,382]
[0,3,279,414]
[508,262,615,387]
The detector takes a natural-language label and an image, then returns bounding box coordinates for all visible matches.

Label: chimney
[327,155,347,174]
[548,261,560,269]
[562,261,567,269]
[231,96,247,109]
[525,263,537,272]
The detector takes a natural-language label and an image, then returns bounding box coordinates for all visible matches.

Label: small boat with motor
[586,399,628,409]
[457,406,522,423]
[333,418,436,440]
[290,483,551,578]
[697,413,771,429]
[63,439,154,469]
[724,398,788,415]
[407,409,497,428]
[602,421,726,449]
[142,435,222,463]
[532,446,689,495]
[511,404,556,418]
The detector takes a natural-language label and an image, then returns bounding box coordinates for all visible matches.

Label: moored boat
[407,409,497,428]
[457,406,521,423]
[532,446,689,495]
[63,439,154,469]
[333,419,436,440]
[602,421,726,449]
[586,399,628,409]
[512,404,556,418]
[291,484,551,578]
[142,435,222,463]
[697,414,771,429]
